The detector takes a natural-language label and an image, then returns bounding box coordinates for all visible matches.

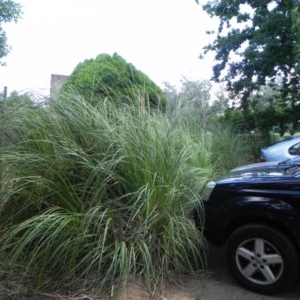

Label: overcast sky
[0,0,217,96]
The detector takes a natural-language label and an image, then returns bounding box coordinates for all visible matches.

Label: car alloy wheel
[226,224,299,294]
[235,238,283,285]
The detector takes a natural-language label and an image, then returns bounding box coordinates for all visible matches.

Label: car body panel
[199,173,300,247]
[229,156,300,176]
[261,137,300,162]
[229,161,279,174]
[196,169,300,294]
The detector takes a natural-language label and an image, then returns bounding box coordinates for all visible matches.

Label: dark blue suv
[194,166,300,295]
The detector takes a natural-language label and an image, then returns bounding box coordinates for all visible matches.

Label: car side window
[289,142,300,155]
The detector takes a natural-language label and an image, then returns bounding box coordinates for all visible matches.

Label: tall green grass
[169,100,250,175]
[0,93,208,294]
[209,122,252,170]
[0,92,250,296]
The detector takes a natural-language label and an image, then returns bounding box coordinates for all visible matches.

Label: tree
[0,0,22,63]
[197,0,300,107]
[164,78,229,128]
[64,53,166,110]
[163,81,179,113]
[292,5,300,72]
[179,78,213,127]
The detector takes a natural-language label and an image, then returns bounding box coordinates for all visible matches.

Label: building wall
[50,74,69,99]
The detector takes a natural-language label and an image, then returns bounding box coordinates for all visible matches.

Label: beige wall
[50,74,69,99]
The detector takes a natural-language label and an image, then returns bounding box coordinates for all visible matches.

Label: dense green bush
[63,53,167,110]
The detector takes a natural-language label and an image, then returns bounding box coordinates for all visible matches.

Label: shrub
[63,53,166,110]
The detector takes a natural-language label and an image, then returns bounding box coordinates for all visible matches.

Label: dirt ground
[116,244,300,300]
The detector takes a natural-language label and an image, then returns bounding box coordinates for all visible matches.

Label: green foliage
[0,0,22,63]
[292,6,300,72]
[209,121,252,169]
[0,89,255,295]
[223,107,246,131]
[64,53,166,110]
[0,91,36,149]
[178,79,213,128]
[164,79,250,165]
[168,94,250,171]
[243,84,299,137]
[198,0,300,106]
[164,78,229,128]
[0,92,209,295]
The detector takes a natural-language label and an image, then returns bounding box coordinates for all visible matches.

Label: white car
[260,137,300,162]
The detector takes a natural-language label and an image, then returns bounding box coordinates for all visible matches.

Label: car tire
[225,224,299,295]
